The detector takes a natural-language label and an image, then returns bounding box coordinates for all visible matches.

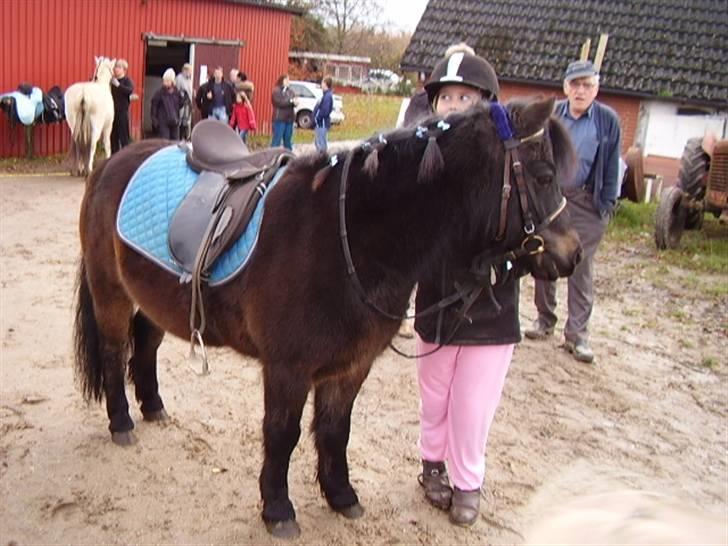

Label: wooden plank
[580,38,591,61]
[594,33,609,71]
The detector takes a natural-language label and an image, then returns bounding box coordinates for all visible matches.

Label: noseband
[490,103,567,260]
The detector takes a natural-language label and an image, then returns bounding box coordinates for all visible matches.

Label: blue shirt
[212,82,225,108]
[558,104,598,188]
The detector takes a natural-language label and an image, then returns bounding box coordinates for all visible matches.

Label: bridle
[490,103,567,264]
[336,105,567,357]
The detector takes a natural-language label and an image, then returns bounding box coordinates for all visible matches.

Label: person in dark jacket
[270,74,297,150]
[313,76,333,151]
[195,66,234,122]
[110,59,134,153]
[524,60,621,364]
[151,68,183,140]
[412,43,509,528]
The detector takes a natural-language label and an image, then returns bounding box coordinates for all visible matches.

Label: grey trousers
[534,186,609,344]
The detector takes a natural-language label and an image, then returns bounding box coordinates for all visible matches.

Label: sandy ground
[1,173,726,545]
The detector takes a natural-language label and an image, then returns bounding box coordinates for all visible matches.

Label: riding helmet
[425,47,500,105]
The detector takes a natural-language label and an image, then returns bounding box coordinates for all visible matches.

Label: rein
[337,106,566,358]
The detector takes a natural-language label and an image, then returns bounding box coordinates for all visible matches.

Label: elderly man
[525,60,622,363]
[110,59,134,153]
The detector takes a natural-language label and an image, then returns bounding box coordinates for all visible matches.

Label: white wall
[642,101,727,158]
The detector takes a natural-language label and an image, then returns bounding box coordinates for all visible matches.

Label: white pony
[64,56,115,177]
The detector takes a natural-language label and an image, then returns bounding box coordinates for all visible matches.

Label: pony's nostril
[573,246,583,266]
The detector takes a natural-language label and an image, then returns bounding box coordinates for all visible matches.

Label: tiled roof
[401,0,728,105]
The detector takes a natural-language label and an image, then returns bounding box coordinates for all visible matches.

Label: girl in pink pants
[417,340,514,491]
[414,43,520,527]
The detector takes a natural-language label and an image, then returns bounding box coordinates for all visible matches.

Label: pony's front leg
[259,365,310,539]
[313,369,368,519]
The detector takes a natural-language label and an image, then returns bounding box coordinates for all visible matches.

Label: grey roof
[401,0,728,105]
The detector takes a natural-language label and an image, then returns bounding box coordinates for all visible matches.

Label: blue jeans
[314,126,329,152]
[271,120,293,150]
[239,129,249,144]
[209,106,228,123]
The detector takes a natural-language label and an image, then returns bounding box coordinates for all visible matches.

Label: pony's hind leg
[128,311,168,421]
[75,259,136,445]
[259,364,310,538]
[313,370,368,519]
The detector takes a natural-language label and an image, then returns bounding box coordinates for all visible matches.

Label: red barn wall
[1,0,294,157]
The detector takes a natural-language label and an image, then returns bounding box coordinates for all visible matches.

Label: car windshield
[289,84,317,98]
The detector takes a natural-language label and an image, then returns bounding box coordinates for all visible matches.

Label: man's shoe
[418,460,453,511]
[449,487,480,526]
[564,339,594,363]
[524,320,554,340]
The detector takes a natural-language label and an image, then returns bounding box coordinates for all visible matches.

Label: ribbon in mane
[489,102,515,142]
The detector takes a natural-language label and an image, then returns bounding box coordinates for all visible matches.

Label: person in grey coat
[270,74,297,150]
[525,60,622,364]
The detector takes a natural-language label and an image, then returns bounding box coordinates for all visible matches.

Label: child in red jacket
[229,91,257,144]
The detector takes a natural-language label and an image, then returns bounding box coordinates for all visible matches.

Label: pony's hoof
[111,430,137,446]
[338,503,365,519]
[143,409,169,422]
[265,519,301,539]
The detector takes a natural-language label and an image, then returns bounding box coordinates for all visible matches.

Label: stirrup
[188,329,209,376]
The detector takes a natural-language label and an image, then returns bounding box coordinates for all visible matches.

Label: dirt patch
[1,175,726,544]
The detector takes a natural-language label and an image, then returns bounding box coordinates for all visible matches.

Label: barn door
[194,44,240,88]
[192,44,241,124]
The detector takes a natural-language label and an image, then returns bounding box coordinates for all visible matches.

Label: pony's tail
[74,258,104,402]
[73,96,92,162]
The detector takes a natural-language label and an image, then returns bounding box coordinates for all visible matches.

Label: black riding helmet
[425,49,500,106]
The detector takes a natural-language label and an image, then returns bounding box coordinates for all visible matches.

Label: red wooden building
[0,0,302,158]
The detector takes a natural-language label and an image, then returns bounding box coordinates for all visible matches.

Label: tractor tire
[677,138,710,230]
[655,186,686,250]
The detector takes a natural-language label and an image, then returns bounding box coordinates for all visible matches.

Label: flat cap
[564,60,598,81]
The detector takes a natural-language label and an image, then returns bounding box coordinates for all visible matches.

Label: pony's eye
[536,175,553,186]
[526,160,554,185]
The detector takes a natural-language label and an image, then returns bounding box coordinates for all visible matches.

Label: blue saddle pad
[0,88,44,125]
[117,145,285,286]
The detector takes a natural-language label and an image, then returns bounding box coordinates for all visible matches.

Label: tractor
[655,134,728,249]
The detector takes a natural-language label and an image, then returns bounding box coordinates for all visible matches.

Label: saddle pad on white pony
[116,144,285,285]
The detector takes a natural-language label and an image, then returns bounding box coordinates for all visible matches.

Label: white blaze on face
[440,52,464,82]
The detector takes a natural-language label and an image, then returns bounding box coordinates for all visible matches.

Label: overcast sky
[380,0,429,33]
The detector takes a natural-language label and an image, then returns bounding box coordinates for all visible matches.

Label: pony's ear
[511,96,555,136]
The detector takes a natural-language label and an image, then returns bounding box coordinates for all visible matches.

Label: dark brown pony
[74,97,581,538]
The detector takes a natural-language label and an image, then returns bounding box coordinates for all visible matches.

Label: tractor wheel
[677,138,710,230]
[655,186,687,250]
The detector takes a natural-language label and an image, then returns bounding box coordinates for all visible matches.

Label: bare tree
[312,0,383,54]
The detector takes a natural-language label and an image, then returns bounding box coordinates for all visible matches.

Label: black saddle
[169,120,294,279]
[186,119,289,179]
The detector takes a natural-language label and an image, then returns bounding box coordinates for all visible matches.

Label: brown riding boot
[418,460,453,510]
[449,487,481,526]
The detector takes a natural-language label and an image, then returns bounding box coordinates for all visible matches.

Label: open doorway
[142,41,191,136]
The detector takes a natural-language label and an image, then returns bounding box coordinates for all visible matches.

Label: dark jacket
[313,89,333,129]
[196,79,234,118]
[111,76,134,115]
[555,99,621,216]
[415,258,522,346]
[403,89,431,127]
[271,85,296,123]
[151,86,183,128]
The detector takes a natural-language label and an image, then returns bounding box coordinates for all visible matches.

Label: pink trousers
[417,337,514,490]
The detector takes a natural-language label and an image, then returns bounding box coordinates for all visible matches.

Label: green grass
[248,94,404,149]
[607,201,728,274]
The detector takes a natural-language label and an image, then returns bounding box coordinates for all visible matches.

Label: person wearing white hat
[150,68,184,140]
